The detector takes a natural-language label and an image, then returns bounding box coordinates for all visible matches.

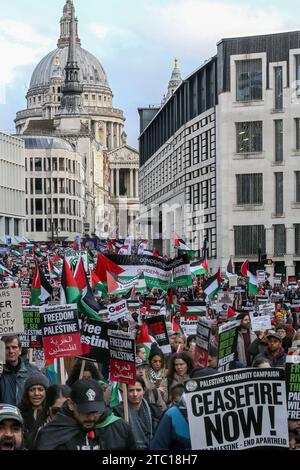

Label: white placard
[0,288,24,335]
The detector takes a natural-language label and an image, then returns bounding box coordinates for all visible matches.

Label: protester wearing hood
[34,378,135,450]
[0,404,25,451]
[18,373,49,437]
[0,336,39,405]
[253,332,286,367]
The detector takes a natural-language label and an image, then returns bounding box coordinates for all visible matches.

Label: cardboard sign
[194,318,212,368]
[286,356,300,420]
[107,299,128,322]
[145,314,171,354]
[256,270,265,283]
[19,307,43,349]
[0,288,24,335]
[185,368,288,450]
[217,321,239,371]
[108,329,136,384]
[80,318,117,362]
[41,304,82,359]
[250,313,271,331]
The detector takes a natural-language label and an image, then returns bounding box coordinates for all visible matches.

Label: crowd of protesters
[0,240,300,451]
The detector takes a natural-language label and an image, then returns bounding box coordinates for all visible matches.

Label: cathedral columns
[116,169,120,197]
[130,169,134,198]
[135,169,139,198]
[110,169,114,196]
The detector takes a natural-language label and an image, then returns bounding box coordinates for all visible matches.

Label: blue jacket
[0,359,39,405]
[149,403,191,450]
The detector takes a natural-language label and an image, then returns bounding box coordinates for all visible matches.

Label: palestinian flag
[90,269,104,292]
[190,259,208,275]
[60,258,80,305]
[0,263,13,277]
[226,258,234,278]
[11,249,21,257]
[118,245,130,255]
[81,282,102,321]
[153,248,159,257]
[202,268,221,299]
[173,255,193,287]
[227,306,239,321]
[109,382,123,408]
[107,240,118,254]
[174,234,196,257]
[241,260,258,296]
[135,322,156,359]
[31,262,53,306]
[180,301,207,315]
[95,253,125,284]
[48,257,60,279]
[53,251,62,266]
[107,271,142,295]
[44,358,59,385]
[74,256,87,291]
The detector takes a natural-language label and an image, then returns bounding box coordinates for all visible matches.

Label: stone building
[15,0,139,241]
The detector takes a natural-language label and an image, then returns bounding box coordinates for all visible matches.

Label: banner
[107,299,128,322]
[107,254,173,290]
[40,304,82,359]
[286,355,300,420]
[80,318,117,362]
[0,288,24,335]
[194,318,212,368]
[19,307,43,349]
[185,368,288,450]
[217,321,239,371]
[145,314,171,354]
[108,329,136,384]
[172,255,192,287]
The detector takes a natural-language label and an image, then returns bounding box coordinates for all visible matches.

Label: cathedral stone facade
[15,0,139,241]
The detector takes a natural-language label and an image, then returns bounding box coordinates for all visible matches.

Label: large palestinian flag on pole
[174,234,196,258]
[60,258,80,305]
[190,259,208,275]
[241,260,258,296]
[107,271,143,295]
[202,268,221,299]
[31,261,53,306]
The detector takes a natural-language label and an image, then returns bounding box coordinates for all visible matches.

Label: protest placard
[107,299,128,322]
[40,304,82,359]
[185,368,288,450]
[108,329,136,384]
[19,307,43,349]
[194,317,212,368]
[21,288,31,306]
[286,355,300,420]
[258,303,275,316]
[80,318,117,362]
[217,292,234,318]
[229,275,238,287]
[250,313,271,331]
[273,273,282,285]
[217,321,239,371]
[0,288,24,335]
[145,314,171,354]
[256,270,265,283]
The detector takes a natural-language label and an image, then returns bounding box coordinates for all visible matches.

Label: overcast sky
[0,0,299,148]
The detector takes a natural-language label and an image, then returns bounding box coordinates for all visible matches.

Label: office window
[59,158,65,171]
[236,59,262,101]
[35,199,43,215]
[296,171,300,203]
[35,158,42,171]
[274,67,283,109]
[35,179,42,194]
[236,173,263,204]
[236,121,262,153]
[4,218,10,235]
[36,219,43,232]
[275,172,283,215]
[295,118,300,150]
[274,225,286,256]
[14,219,19,236]
[274,120,283,162]
[234,225,265,256]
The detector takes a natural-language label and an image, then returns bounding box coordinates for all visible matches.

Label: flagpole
[59,357,66,384]
[122,383,129,423]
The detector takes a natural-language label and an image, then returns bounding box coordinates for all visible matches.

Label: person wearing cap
[0,335,39,406]
[34,378,136,450]
[252,332,287,367]
[0,404,24,450]
[18,373,49,437]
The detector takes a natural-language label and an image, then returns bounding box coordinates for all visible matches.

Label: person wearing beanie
[18,373,49,438]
